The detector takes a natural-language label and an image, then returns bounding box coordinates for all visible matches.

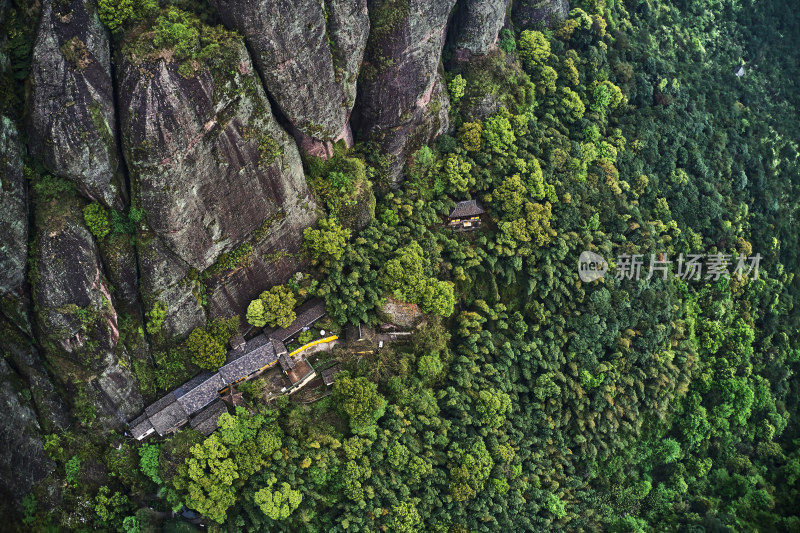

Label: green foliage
[381,242,455,317]
[94,486,130,527]
[389,501,422,533]
[305,143,369,217]
[97,0,157,30]
[475,388,512,428]
[518,30,551,67]
[498,28,516,53]
[482,108,517,156]
[83,202,111,239]
[21,493,36,526]
[448,74,467,103]
[246,285,296,328]
[206,243,254,276]
[449,439,493,501]
[145,301,168,335]
[186,328,226,370]
[170,408,281,523]
[65,455,81,485]
[332,372,386,430]
[303,217,351,267]
[253,475,302,520]
[441,154,473,195]
[122,516,141,533]
[460,121,483,152]
[22,1,800,530]
[560,87,585,121]
[298,330,314,345]
[139,444,163,485]
[546,493,567,519]
[27,168,73,202]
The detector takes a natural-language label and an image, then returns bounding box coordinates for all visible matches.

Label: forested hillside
[1,0,798,531]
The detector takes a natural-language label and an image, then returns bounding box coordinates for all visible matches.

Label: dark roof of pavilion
[189,399,228,436]
[448,200,485,219]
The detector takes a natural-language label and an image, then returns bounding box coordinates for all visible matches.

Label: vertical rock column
[451,0,511,56]
[117,19,318,332]
[353,0,457,186]
[209,0,370,156]
[27,0,125,209]
[0,116,30,333]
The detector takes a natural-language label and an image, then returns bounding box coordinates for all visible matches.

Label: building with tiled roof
[218,338,276,386]
[322,364,342,387]
[145,392,189,436]
[189,399,228,436]
[448,199,485,219]
[128,298,330,440]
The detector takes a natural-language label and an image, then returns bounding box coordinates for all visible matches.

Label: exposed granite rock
[0,357,55,499]
[204,222,310,321]
[0,116,31,333]
[328,0,371,112]
[209,0,369,142]
[512,0,570,28]
[28,0,125,209]
[32,189,142,423]
[0,318,70,432]
[117,24,317,333]
[98,234,140,314]
[451,0,510,55]
[135,224,206,340]
[353,0,456,186]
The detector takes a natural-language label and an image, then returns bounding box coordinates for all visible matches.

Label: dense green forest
[2,0,800,531]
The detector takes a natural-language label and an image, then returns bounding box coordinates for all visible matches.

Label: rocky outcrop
[0,319,70,432]
[353,0,456,186]
[28,0,125,209]
[511,0,570,28]
[0,357,55,499]
[209,0,369,143]
[451,0,510,56]
[135,224,206,340]
[117,21,317,333]
[32,189,142,423]
[0,116,30,333]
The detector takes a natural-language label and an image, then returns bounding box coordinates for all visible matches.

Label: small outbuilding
[448,200,485,230]
[322,365,342,387]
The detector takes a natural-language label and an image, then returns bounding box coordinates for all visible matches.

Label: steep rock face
[118,26,317,333]
[32,190,142,423]
[209,0,369,142]
[354,0,456,186]
[0,358,55,499]
[1,319,70,432]
[451,0,510,55]
[27,0,125,209]
[135,224,206,339]
[512,0,570,28]
[0,116,30,333]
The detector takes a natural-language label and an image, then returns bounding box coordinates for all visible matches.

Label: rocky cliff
[209,0,369,146]
[31,181,143,425]
[451,0,510,56]
[0,357,55,499]
[117,15,317,333]
[353,0,456,186]
[0,116,30,333]
[0,0,569,508]
[512,0,570,28]
[27,0,125,209]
